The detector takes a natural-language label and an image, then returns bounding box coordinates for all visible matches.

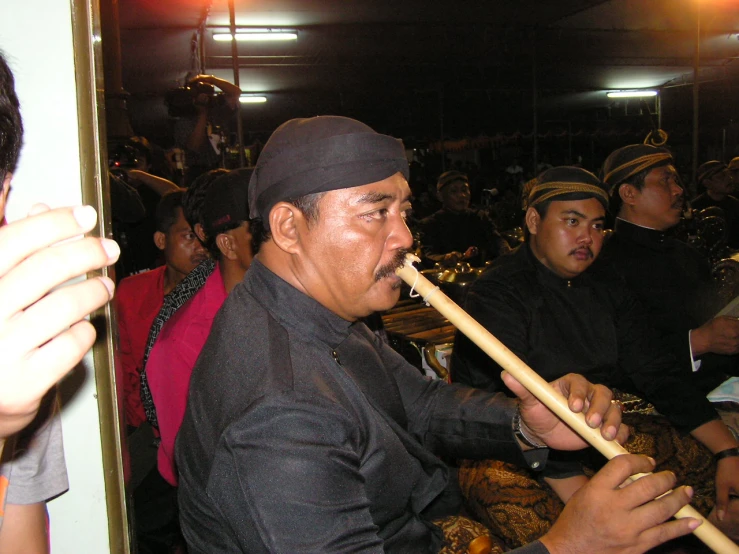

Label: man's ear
[524,207,540,236]
[154,230,166,251]
[194,222,207,244]
[268,202,303,254]
[215,232,237,260]
[618,183,637,207]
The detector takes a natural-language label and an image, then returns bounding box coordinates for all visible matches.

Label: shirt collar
[243,258,353,347]
[614,217,671,250]
[523,243,587,289]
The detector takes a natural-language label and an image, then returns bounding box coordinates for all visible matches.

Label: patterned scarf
[140,258,216,429]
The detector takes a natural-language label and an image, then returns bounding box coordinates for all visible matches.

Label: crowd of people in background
[6,52,739,553]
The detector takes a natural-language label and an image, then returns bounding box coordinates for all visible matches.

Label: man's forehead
[649,164,678,177]
[336,173,411,202]
[170,210,192,233]
[549,198,605,217]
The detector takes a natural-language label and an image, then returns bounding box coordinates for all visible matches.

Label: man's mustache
[375,249,408,282]
[569,246,593,258]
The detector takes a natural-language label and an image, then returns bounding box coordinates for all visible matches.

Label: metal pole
[228,0,245,168]
[532,30,539,176]
[567,121,572,165]
[692,0,701,187]
[439,88,446,172]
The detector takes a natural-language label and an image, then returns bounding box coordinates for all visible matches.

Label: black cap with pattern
[524,166,609,210]
[602,144,673,193]
[248,116,409,228]
[436,170,468,192]
[696,160,727,185]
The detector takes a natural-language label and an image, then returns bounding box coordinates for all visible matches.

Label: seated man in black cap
[599,145,739,396]
[451,166,739,546]
[692,160,739,250]
[417,170,509,267]
[175,116,697,554]
[145,168,255,487]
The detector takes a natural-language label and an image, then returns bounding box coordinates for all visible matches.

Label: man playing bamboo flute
[452,166,739,547]
[176,116,700,554]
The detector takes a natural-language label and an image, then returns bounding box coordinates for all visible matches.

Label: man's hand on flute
[502,371,628,451]
[540,454,700,554]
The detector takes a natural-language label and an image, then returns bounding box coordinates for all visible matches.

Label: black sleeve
[609,276,719,432]
[450,275,530,393]
[375,333,547,469]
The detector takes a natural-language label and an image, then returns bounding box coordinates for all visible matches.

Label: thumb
[501,371,537,408]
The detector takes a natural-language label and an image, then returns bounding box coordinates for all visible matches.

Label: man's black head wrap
[601,144,673,193]
[248,116,409,228]
[524,166,609,211]
[436,170,468,192]
[696,160,727,185]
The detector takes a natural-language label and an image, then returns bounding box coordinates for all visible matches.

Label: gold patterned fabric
[459,411,716,549]
[528,181,609,209]
[432,515,506,554]
[522,167,608,211]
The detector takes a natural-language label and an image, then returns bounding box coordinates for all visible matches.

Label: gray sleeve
[4,396,69,505]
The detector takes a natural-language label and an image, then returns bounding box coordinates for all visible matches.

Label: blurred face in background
[438,179,471,213]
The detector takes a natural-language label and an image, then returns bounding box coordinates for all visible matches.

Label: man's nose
[578,228,593,244]
[391,214,414,250]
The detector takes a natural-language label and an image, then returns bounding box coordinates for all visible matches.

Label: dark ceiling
[118,0,739,147]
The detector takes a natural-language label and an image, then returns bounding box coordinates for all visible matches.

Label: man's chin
[375,284,403,311]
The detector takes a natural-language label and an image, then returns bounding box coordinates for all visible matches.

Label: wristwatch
[512,405,547,449]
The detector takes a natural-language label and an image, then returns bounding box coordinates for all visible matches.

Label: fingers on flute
[633,486,700,550]
[614,422,630,446]
[593,454,656,490]
[551,373,588,413]
[580,383,613,430]
[0,237,118,321]
[638,517,702,553]
[0,205,103,277]
[0,277,112,361]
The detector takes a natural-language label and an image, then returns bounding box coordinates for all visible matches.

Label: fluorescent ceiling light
[607,90,658,98]
[239,95,267,104]
[214,29,297,42]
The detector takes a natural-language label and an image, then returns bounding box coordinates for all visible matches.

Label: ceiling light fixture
[214,28,298,42]
[606,90,658,98]
[239,95,267,104]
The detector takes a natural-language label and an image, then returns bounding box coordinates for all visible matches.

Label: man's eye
[363,209,388,221]
[593,223,605,232]
[566,218,578,226]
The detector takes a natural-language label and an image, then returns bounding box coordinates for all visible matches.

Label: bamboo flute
[396,254,739,554]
